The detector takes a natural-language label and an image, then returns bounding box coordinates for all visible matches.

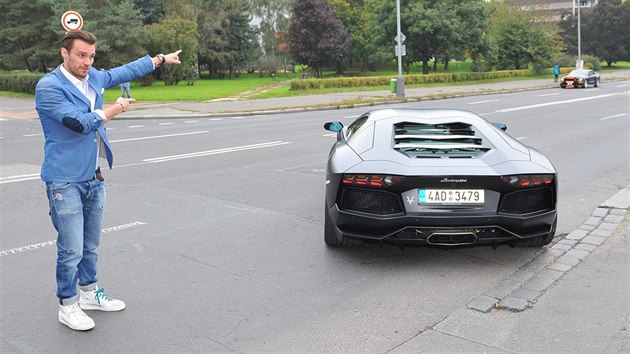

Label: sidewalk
[2,69,629,120]
[396,187,629,352]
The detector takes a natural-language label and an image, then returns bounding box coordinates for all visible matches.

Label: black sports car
[324,108,557,248]
[560,69,600,88]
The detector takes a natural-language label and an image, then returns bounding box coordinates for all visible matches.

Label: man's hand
[164,50,182,65]
[115,97,136,112]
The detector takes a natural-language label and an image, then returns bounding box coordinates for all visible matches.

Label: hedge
[0,72,45,94]
[290,69,542,91]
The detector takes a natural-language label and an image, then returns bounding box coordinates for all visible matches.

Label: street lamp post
[577,0,581,61]
[396,0,405,97]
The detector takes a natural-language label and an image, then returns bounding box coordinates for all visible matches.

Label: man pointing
[35,29,181,331]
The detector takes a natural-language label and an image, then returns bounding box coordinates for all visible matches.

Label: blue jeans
[46,178,105,305]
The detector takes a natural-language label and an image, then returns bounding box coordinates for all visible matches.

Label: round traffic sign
[61,11,83,32]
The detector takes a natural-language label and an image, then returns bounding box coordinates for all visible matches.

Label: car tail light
[500,175,554,188]
[342,174,405,187]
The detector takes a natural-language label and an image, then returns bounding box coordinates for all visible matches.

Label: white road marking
[127,125,144,128]
[616,84,628,88]
[185,120,199,123]
[323,133,336,137]
[22,133,43,137]
[143,141,291,163]
[497,93,619,113]
[0,173,40,184]
[208,118,223,121]
[344,115,359,119]
[538,93,560,97]
[110,131,209,143]
[600,113,626,121]
[158,122,174,125]
[0,222,146,257]
[468,99,499,105]
[516,136,527,140]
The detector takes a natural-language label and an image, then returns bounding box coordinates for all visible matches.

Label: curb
[467,187,629,313]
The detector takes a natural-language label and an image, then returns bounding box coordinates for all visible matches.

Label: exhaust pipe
[426,231,478,246]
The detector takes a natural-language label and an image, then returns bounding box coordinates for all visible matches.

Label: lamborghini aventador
[324,108,557,248]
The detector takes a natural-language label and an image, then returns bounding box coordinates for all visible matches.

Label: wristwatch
[157,54,166,66]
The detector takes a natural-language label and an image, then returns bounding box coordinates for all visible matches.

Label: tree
[132,0,164,25]
[487,1,561,70]
[0,0,91,72]
[330,0,370,71]
[92,0,147,69]
[366,0,489,75]
[144,17,198,85]
[287,0,350,77]
[251,0,291,58]
[224,0,259,78]
[581,0,630,66]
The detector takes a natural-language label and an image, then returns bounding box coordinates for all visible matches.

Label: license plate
[419,189,484,205]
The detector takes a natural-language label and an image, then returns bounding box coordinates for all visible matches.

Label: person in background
[119,81,131,98]
[35,29,181,331]
[553,64,560,83]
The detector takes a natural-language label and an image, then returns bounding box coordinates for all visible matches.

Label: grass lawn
[103,73,280,102]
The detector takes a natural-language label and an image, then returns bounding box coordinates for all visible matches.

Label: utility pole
[395,0,405,97]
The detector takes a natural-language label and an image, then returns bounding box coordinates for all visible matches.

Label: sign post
[395,0,405,97]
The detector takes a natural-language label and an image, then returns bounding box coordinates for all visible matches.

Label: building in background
[510,0,599,21]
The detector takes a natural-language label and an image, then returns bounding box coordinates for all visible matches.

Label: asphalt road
[1,82,628,352]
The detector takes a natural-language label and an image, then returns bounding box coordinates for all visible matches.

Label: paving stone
[558,239,577,246]
[566,229,588,240]
[537,268,565,282]
[590,229,613,238]
[511,287,541,302]
[544,248,564,258]
[583,216,602,226]
[592,208,609,218]
[467,295,497,313]
[484,283,514,300]
[499,296,529,312]
[551,243,572,252]
[519,254,553,273]
[605,214,625,223]
[597,222,619,231]
[556,254,580,267]
[609,209,628,216]
[581,235,606,246]
[577,224,596,231]
[547,262,572,272]
[575,243,597,252]
[506,269,535,283]
[565,248,590,260]
[522,269,564,291]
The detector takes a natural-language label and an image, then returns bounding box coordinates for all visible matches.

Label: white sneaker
[59,303,95,331]
[79,287,126,312]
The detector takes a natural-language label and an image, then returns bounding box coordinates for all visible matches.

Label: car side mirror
[492,123,507,131]
[324,122,344,132]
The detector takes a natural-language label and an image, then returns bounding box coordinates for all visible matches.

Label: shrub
[0,72,44,94]
[289,70,534,90]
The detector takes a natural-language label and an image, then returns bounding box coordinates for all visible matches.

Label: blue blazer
[36,55,154,182]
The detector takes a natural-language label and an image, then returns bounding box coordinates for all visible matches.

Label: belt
[95,167,104,181]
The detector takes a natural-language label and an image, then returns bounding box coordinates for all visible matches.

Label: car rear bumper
[327,204,557,246]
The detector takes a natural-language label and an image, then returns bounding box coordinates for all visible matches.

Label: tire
[515,219,556,247]
[583,80,588,88]
[324,208,344,246]
[595,78,600,87]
